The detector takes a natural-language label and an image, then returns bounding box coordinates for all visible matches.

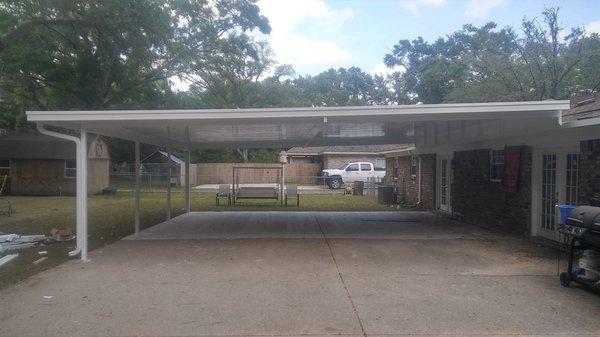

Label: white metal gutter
[26,100,570,122]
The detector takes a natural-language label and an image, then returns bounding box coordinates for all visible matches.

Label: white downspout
[36,123,85,259]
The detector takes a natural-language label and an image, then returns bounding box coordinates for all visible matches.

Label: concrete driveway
[1,211,600,337]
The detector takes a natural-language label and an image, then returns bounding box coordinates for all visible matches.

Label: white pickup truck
[321,162,386,189]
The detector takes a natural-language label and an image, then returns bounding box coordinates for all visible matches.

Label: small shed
[0,131,109,195]
[140,150,183,186]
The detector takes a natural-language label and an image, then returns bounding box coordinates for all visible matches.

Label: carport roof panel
[26,101,569,149]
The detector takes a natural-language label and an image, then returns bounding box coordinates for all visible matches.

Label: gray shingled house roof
[0,131,79,160]
[563,92,600,122]
[287,144,414,156]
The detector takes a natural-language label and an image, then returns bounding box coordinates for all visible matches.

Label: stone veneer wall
[452,146,532,235]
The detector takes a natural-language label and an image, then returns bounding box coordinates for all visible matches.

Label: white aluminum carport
[26,101,570,261]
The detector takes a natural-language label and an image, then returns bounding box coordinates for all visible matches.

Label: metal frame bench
[235,187,278,201]
[232,166,284,205]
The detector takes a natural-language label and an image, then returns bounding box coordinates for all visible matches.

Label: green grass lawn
[0,191,392,288]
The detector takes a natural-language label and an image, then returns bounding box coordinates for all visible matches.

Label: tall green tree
[0,0,270,129]
[384,7,600,103]
[293,67,392,106]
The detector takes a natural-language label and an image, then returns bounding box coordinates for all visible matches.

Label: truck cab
[321,162,385,189]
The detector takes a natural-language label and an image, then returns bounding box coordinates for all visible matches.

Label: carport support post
[184,150,191,213]
[166,148,172,220]
[79,129,89,261]
[134,141,141,238]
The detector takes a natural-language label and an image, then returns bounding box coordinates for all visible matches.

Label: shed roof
[0,131,77,160]
[141,150,185,165]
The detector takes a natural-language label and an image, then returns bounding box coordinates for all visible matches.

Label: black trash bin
[353,181,364,196]
[378,185,396,205]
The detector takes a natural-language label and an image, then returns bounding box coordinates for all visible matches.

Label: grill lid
[566,206,600,229]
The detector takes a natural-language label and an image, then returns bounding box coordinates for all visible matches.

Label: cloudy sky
[256,0,600,76]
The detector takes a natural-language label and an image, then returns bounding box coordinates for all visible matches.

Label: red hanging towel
[502,146,521,193]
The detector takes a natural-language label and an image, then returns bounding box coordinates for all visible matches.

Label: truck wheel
[327,177,342,189]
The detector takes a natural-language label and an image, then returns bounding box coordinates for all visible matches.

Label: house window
[65,160,77,178]
[490,149,504,182]
[393,157,400,178]
[0,159,9,177]
[410,155,417,176]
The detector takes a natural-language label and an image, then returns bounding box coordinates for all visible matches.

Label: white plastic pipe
[36,123,86,260]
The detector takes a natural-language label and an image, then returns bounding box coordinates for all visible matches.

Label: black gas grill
[559,206,600,288]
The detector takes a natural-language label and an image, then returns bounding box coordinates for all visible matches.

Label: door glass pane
[441,159,448,206]
[565,153,579,205]
[541,154,557,231]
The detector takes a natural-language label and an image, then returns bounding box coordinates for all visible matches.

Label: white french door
[533,146,580,241]
[437,154,451,212]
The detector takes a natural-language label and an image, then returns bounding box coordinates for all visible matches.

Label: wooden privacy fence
[195,162,321,185]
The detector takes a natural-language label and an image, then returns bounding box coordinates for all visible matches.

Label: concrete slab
[2,211,600,337]
[126,211,324,239]
[0,239,362,337]
[126,211,494,240]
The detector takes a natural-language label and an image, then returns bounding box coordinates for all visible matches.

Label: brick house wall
[385,154,436,210]
[579,139,600,206]
[452,146,532,235]
[420,154,436,210]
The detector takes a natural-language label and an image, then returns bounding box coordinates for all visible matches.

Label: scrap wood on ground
[0,254,18,267]
[0,234,46,252]
[0,230,73,267]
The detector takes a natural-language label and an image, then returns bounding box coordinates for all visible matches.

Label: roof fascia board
[27,101,569,123]
[561,116,600,128]
[321,151,384,155]
[288,153,320,156]
[381,147,417,156]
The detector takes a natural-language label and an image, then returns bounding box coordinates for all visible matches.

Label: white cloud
[400,0,446,16]
[371,63,406,77]
[464,0,509,20]
[257,0,353,69]
[586,20,600,36]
